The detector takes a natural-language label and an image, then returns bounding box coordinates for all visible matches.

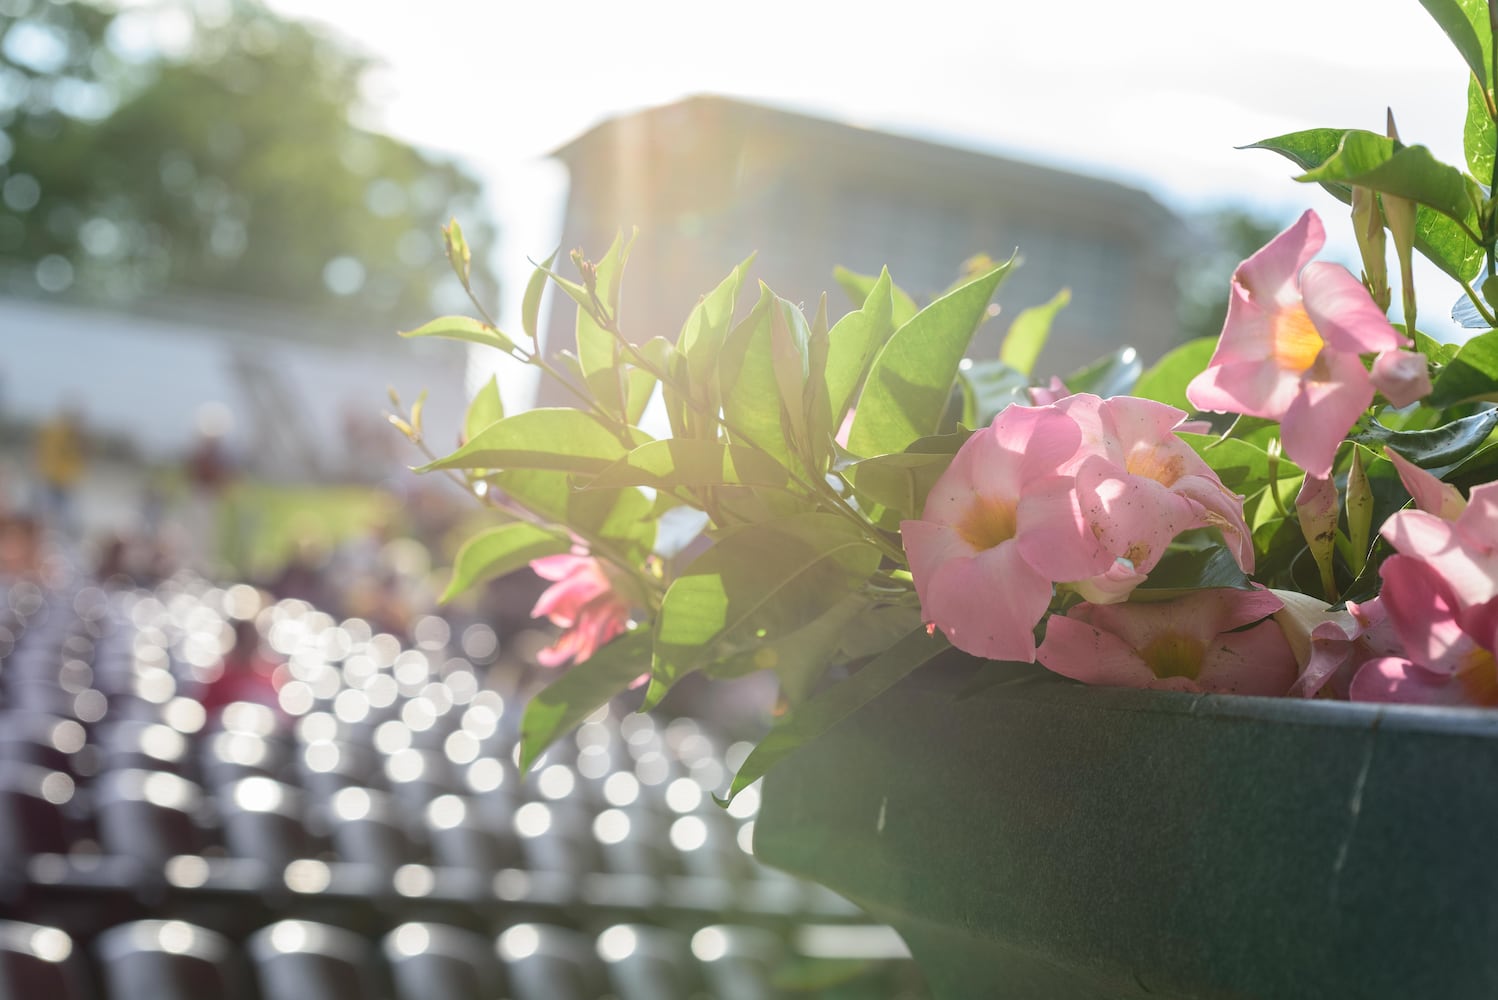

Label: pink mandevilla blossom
[1186,209,1410,478]
[1273,591,1401,699]
[1381,481,1498,611]
[1385,446,1466,521]
[1034,394,1254,596]
[900,404,1085,662]
[1349,556,1498,706]
[1036,588,1297,695]
[529,553,631,667]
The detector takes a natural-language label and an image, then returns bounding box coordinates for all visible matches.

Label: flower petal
[1036,614,1163,688]
[1299,261,1407,354]
[1194,619,1299,696]
[1370,349,1432,407]
[1235,209,1324,311]
[1280,348,1373,478]
[1385,447,1466,520]
[924,540,1052,662]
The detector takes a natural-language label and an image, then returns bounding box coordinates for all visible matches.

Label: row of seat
[1,916,791,1000]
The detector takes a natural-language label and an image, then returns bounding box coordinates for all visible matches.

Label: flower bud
[1351,186,1390,311]
[1344,447,1373,574]
[1296,474,1340,601]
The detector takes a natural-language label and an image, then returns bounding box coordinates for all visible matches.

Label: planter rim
[961,669,1498,737]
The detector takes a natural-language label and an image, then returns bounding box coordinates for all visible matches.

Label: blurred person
[0,513,42,580]
[199,617,282,719]
[34,405,86,535]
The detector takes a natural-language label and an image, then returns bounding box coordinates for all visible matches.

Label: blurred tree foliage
[0,0,492,322]
[1176,208,1286,344]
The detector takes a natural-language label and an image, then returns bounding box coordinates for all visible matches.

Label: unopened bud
[1297,474,1340,601]
[1344,447,1373,575]
[1351,186,1390,311]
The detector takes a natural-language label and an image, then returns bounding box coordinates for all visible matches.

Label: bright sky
[267,0,1479,350]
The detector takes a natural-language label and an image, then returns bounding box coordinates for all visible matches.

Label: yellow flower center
[1271,303,1325,373]
[1125,443,1186,487]
[957,497,1019,551]
[1458,648,1498,706]
[1140,633,1205,681]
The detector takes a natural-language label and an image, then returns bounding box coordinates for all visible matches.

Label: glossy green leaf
[1064,346,1142,398]
[1129,547,1253,601]
[726,627,950,800]
[999,288,1070,376]
[769,295,813,451]
[518,631,650,774]
[585,439,792,492]
[521,249,558,343]
[464,375,504,443]
[705,594,886,705]
[1133,337,1216,411]
[1296,131,1477,228]
[848,260,1012,457]
[833,266,919,328]
[399,316,517,354]
[646,513,883,708]
[439,522,570,603]
[1465,75,1496,180]
[420,408,633,474]
[1428,330,1498,406]
[1350,408,1498,466]
[824,268,897,428]
[493,467,655,558]
[1417,0,1493,97]
[958,359,1030,427]
[1249,128,1484,282]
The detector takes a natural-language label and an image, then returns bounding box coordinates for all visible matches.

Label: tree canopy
[0,0,492,323]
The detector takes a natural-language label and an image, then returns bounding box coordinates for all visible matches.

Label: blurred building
[545,95,1186,380]
[0,283,466,480]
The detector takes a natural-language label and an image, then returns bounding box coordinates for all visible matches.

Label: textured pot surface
[754,665,1498,999]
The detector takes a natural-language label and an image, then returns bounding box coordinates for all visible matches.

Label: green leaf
[847,260,1013,457]
[1248,128,1485,283]
[1179,433,1301,493]
[1064,346,1143,398]
[420,408,634,474]
[704,594,883,705]
[999,288,1070,376]
[518,631,650,774]
[576,230,637,416]
[493,468,654,558]
[521,249,558,343]
[1466,75,1496,180]
[958,360,1031,427]
[1296,131,1477,229]
[679,254,755,403]
[443,218,471,285]
[1417,0,1493,97]
[645,513,883,708]
[725,627,950,801]
[624,336,672,426]
[440,522,570,603]
[1129,547,1253,601]
[463,375,504,443]
[824,268,897,428]
[769,295,813,452]
[1133,337,1216,411]
[846,451,955,518]
[1428,330,1498,407]
[833,266,919,328]
[399,316,517,354]
[585,439,792,492]
[719,286,796,467]
[1349,408,1498,467]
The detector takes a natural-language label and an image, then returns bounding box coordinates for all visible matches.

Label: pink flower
[529,553,631,667]
[1028,376,1071,406]
[1273,591,1401,699]
[1385,447,1466,521]
[1349,556,1498,706]
[1381,481,1498,611]
[1036,588,1297,695]
[1186,210,1408,478]
[900,404,1085,662]
[1370,349,1432,407]
[1047,394,1254,587]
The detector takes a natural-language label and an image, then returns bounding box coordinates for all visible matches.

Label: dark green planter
[754,663,1498,999]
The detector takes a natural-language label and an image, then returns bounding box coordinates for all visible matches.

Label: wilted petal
[1370,349,1431,407]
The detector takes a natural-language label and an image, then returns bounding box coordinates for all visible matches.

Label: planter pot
[754,662,1498,999]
